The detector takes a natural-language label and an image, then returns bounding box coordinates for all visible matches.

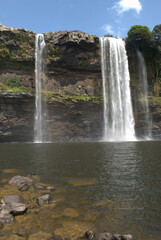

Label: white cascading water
[34,34,46,143]
[100,37,136,141]
[137,50,152,139]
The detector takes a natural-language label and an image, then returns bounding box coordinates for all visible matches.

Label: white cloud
[113,0,142,14]
[102,24,114,35]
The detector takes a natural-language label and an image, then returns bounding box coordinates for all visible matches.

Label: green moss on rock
[14,32,31,43]
[47,43,63,61]
[42,90,102,105]
[0,47,10,60]
[152,96,161,107]
[0,74,34,94]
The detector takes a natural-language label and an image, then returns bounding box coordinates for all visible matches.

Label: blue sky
[0,0,160,37]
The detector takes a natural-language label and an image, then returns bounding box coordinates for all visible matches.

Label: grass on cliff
[0,82,102,104]
[42,90,102,104]
[0,82,34,94]
[152,96,161,106]
[151,96,161,115]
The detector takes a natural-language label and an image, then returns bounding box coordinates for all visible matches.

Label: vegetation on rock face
[127,25,153,49]
[152,24,161,41]
[152,96,161,107]
[126,24,161,97]
[152,25,161,91]
[0,29,35,62]
[151,96,161,116]
[42,90,102,105]
[0,75,34,94]
[0,45,10,59]
[0,82,32,93]
[46,43,63,61]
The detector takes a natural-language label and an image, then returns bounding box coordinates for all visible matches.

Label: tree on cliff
[126,25,153,50]
[152,24,161,41]
[126,24,161,94]
[126,25,155,72]
[152,25,161,86]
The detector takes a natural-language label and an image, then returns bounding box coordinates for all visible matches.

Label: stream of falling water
[34,34,46,143]
[137,50,152,139]
[100,37,136,141]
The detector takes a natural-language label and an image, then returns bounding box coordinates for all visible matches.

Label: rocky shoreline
[0,173,133,240]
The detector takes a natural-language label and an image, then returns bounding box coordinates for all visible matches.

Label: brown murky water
[0,141,160,239]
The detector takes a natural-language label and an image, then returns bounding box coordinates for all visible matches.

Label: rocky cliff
[0,25,103,141]
[0,25,160,141]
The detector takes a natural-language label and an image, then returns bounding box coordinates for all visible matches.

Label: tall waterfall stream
[34,34,46,143]
[100,37,136,141]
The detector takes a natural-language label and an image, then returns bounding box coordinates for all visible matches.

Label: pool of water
[0,141,160,239]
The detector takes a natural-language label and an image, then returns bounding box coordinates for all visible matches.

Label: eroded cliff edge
[0,25,160,141]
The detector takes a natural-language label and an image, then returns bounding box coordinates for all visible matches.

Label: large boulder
[1,195,27,215]
[8,175,33,190]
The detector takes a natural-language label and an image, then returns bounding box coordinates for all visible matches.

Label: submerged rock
[113,234,122,240]
[8,175,33,189]
[2,195,25,205]
[28,231,52,240]
[122,235,133,240]
[35,183,55,191]
[18,182,30,191]
[0,212,14,223]
[79,231,133,240]
[93,232,112,240]
[37,194,51,206]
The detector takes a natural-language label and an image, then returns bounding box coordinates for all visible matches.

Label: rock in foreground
[79,231,133,240]
[1,195,27,215]
[8,175,33,189]
[0,212,14,223]
[37,194,51,206]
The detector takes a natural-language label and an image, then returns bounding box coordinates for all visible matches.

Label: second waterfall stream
[34,34,46,143]
[100,37,136,141]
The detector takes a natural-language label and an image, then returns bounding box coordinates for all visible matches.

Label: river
[0,141,160,239]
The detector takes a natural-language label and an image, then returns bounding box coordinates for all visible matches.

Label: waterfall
[137,50,152,139]
[100,37,136,141]
[34,34,46,143]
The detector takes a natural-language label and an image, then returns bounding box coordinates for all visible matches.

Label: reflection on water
[0,141,161,239]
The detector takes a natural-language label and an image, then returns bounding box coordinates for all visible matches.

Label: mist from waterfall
[34,34,46,143]
[137,50,152,139]
[100,37,136,141]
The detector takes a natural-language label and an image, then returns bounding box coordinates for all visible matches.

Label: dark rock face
[0,93,35,142]
[45,100,103,142]
[0,93,103,142]
[43,30,102,96]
